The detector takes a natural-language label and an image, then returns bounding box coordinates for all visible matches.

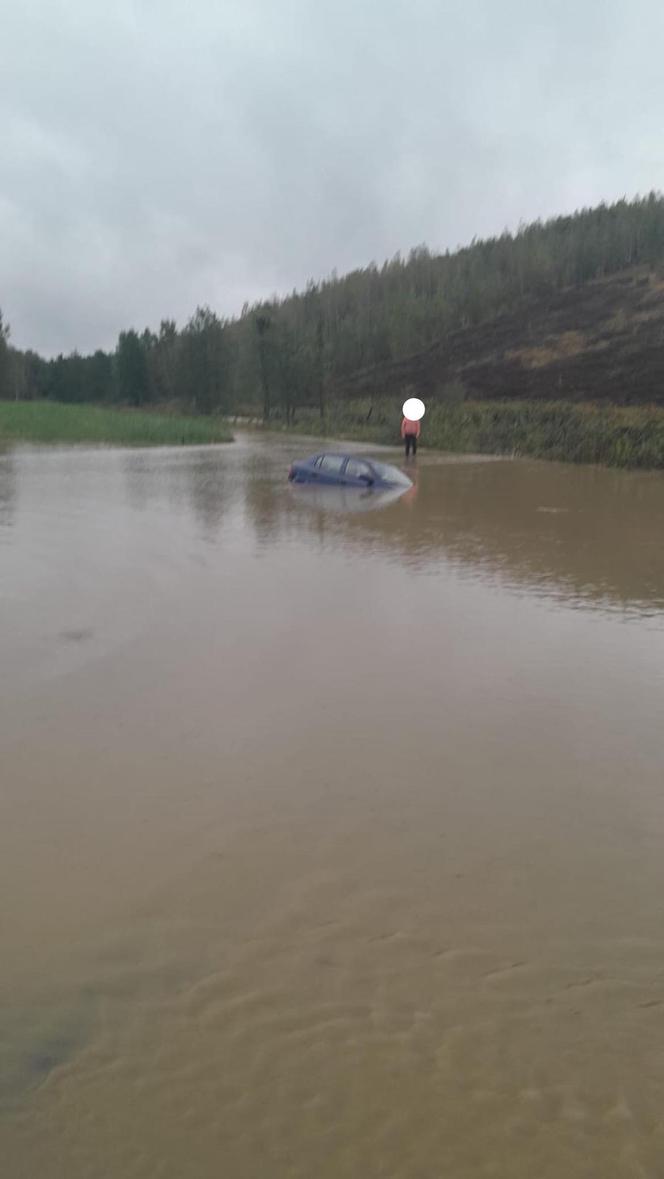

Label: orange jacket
[401,417,421,438]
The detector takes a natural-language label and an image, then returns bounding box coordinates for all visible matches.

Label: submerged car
[288,453,412,489]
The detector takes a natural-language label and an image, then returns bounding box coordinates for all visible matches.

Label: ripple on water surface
[2,437,664,1177]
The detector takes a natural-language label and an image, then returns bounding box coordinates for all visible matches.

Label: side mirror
[359,473,374,485]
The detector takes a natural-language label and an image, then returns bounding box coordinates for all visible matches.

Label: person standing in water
[401,412,420,457]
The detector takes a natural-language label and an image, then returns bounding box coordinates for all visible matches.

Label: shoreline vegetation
[264,398,664,470]
[2,398,664,469]
[0,401,232,448]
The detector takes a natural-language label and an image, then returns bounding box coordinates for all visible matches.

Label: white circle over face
[402,397,425,421]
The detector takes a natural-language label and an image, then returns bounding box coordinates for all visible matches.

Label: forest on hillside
[2,193,664,417]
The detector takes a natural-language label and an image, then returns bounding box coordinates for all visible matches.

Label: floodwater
[1,433,664,1178]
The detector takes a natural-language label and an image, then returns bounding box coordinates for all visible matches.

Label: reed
[270,399,664,469]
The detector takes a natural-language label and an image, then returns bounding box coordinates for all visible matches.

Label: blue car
[288,453,412,489]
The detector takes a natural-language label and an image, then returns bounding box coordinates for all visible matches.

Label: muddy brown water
[1,434,664,1178]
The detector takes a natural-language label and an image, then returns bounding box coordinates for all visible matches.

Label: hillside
[333,266,664,407]
[4,194,664,448]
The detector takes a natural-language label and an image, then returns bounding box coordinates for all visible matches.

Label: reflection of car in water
[288,453,412,489]
[290,482,411,513]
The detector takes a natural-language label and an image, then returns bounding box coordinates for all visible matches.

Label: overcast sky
[2,0,664,356]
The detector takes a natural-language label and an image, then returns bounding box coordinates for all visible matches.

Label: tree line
[3,192,664,415]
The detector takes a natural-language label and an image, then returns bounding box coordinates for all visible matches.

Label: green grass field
[0,402,233,447]
[270,398,664,469]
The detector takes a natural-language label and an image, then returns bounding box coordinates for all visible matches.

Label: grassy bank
[0,401,233,447]
[269,398,664,469]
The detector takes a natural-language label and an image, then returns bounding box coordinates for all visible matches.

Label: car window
[344,458,373,479]
[318,454,346,474]
[309,455,323,467]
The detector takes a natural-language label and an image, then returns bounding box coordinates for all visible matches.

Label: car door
[302,455,323,480]
[341,457,375,486]
[316,454,347,484]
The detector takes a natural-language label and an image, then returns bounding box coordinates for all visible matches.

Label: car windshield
[369,461,411,487]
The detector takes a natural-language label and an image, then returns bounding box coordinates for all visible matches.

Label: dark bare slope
[334,267,664,406]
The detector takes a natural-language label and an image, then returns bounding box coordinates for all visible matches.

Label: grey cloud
[2,0,664,355]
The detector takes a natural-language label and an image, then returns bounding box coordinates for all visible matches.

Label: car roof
[306,452,373,462]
